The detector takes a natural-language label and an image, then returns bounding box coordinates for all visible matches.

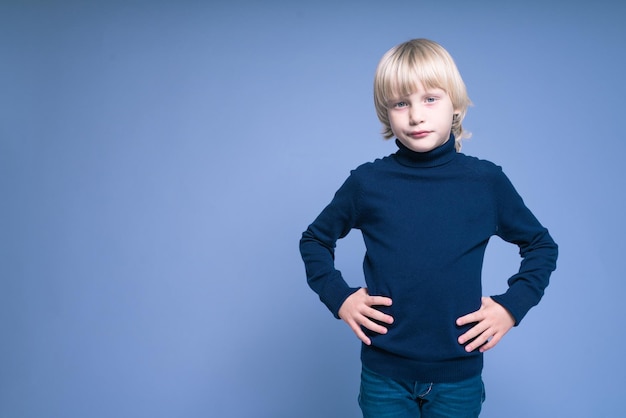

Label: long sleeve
[490,168,558,325]
[299,173,362,318]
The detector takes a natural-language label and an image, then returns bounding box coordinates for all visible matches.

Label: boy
[299,39,558,417]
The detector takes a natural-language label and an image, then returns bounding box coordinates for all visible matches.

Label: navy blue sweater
[299,137,558,382]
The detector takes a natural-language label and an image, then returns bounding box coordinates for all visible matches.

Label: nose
[409,105,424,125]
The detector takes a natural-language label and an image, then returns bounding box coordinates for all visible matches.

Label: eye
[393,101,408,108]
[425,97,437,103]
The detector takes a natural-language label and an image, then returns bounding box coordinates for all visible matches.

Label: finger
[479,332,504,353]
[464,335,485,352]
[456,311,482,326]
[347,313,388,338]
[360,317,389,335]
[458,322,488,345]
[478,338,496,353]
[367,295,393,307]
[464,333,490,352]
[364,307,394,324]
[468,333,493,353]
[347,319,372,345]
[355,328,372,346]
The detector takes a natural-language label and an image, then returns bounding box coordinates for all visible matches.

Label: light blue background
[2,1,624,417]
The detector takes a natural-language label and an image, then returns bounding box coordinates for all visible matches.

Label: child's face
[387,81,456,153]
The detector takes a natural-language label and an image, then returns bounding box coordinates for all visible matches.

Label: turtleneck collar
[393,134,457,168]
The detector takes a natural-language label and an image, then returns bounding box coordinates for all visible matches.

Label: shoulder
[455,152,505,179]
[333,156,390,196]
[349,155,395,178]
[456,154,524,202]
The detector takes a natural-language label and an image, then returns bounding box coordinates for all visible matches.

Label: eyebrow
[386,88,444,102]
[385,98,406,107]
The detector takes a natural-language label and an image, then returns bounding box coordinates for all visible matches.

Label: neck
[394,135,456,168]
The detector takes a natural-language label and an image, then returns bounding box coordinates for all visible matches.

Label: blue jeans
[358,366,485,418]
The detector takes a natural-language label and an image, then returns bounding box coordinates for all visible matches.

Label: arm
[299,174,361,317]
[457,168,558,352]
[299,172,394,341]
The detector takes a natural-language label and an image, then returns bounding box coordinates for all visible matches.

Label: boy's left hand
[456,296,515,353]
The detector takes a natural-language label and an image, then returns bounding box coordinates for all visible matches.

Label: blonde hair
[373,39,472,151]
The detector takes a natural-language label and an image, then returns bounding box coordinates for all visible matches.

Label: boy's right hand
[338,288,393,346]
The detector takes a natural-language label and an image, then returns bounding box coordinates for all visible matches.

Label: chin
[408,142,438,153]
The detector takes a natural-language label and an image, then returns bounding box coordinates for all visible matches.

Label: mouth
[408,130,431,139]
